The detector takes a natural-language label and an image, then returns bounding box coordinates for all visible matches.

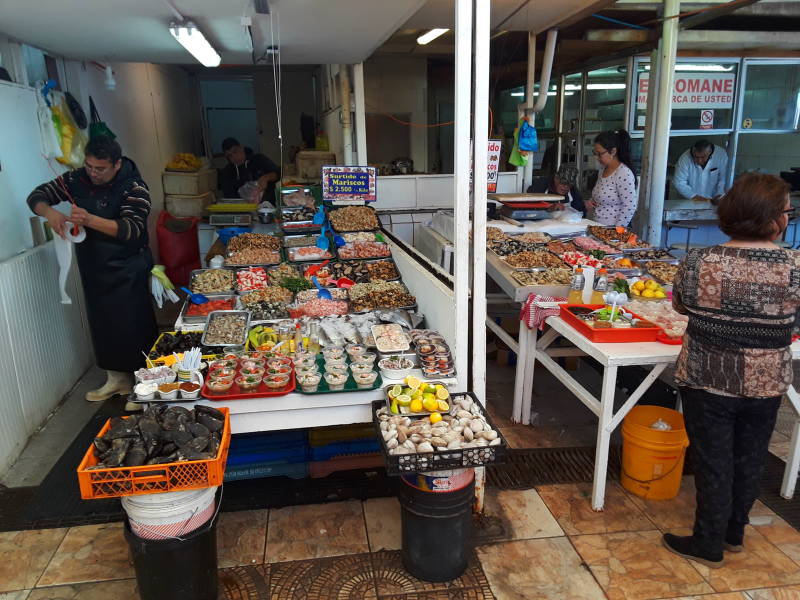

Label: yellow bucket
[621,405,689,500]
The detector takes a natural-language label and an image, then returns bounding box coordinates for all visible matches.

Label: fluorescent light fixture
[511,91,557,97]
[644,64,733,72]
[169,21,221,67]
[563,83,626,91]
[417,28,449,45]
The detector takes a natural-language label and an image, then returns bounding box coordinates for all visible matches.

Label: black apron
[74,187,158,373]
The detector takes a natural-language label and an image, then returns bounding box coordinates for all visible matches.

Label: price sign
[471,139,503,193]
[322,166,377,205]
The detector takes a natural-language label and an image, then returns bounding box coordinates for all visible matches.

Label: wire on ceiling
[591,14,649,30]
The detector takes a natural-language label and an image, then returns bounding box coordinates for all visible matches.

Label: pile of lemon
[388,376,449,422]
[166,153,202,171]
[631,279,666,299]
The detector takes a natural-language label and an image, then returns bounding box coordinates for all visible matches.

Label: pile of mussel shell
[89,405,224,469]
[488,238,539,257]
[377,395,501,455]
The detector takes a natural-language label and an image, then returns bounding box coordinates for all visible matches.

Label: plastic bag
[52,92,88,168]
[556,206,583,224]
[519,120,539,152]
[36,92,62,159]
[238,181,262,203]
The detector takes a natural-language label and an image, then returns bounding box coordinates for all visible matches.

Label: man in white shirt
[673,140,729,201]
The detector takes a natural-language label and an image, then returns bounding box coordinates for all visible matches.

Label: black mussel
[207,436,220,457]
[195,405,225,421]
[103,438,132,467]
[196,413,223,433]
[165,406,192,418]
[105,417,139,440]
[146,456,175,465]
[189,423,210,439]
[93,437,110,456]
[160,442,178,456]
[124,441,147,467]
[178,448,214,461]
[163,429,193,446]
[161,413,180,431]
[143,404,166,420]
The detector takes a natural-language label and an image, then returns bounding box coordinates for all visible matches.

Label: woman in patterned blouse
[663,173,800,569]
[585,129,638,227]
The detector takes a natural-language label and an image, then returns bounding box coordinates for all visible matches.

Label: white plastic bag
[556,206,583,224]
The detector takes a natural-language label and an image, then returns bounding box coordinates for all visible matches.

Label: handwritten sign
[637,73,736,110]
[471,139,503,193]
[322,166,377,204]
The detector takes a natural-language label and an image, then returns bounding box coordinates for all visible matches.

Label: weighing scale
[487,193,566,222]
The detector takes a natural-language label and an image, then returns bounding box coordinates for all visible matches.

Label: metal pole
[340,64,354,165]
[453,0,473,386]
[472,0,489,406]
[522,32,536,191]
[646,0,680,246]
[353,62,367,165]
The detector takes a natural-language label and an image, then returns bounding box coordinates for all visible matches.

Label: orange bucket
[621,405,689,500]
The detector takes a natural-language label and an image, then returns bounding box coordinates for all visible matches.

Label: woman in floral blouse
[664,173,800,568]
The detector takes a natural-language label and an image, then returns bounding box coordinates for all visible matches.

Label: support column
[522,32,536,192]
[340,64,354,165]
[353,63,367,165]
[645,0,680,246]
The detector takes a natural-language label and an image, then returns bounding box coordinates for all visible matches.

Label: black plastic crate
[371,392,508,476]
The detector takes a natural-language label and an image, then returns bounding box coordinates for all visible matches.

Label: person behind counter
[220,137,281,203]
[585,129,638,227]
[673,139,728,202]
[27,136,157,412]
[664,173,800,569]
[527,164,586,216]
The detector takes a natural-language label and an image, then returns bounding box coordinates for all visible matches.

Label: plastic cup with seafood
[293,352,318,365]
[236,375,263,392]
[354,371,378,389]
[354,352,376,367]
[350,362,374,376]
[207,377,234,394]
[239,366,265,378]
[209,367,236,381]
[210,358,238,371]
[263,374,290,390]
[325,363,348,376]
[298,372,322,392]
[267,357,292,369]
[239,358,266,371]
[346,343,367,358]
[293,357,318,370]
[322,346,345,361]
[324,371,348,391]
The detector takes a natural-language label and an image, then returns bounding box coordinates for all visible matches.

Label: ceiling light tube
[169,21,221,67]
[417,28,449,45]
[644,64,732,72]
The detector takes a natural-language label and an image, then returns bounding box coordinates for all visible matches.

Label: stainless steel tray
[180,294,239,324]
[201,310,251,347]
[335,242,392,261]
[189,268,236,294]
[286,245,336,263]
[492,248,569,271]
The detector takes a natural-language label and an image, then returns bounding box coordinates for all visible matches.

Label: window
[633,60,738,131]
[741,63,800,131]
[584,65,626,133]
[561,73,582,133]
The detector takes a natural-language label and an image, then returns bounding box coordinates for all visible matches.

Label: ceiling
[0,0,428,65]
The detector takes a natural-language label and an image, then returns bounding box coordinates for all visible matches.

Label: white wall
[63,61,202,259]
[364,56,428,172]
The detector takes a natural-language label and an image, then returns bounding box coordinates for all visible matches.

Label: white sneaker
[86,370,133,402]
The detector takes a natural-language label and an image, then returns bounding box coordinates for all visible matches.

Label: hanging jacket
[220,147,281,202]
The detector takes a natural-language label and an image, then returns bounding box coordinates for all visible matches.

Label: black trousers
[680,387,781,553]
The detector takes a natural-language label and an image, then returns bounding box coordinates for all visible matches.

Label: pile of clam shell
[377,395,501,455]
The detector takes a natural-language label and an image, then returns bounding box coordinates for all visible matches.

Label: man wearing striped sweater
[27,136,157,411]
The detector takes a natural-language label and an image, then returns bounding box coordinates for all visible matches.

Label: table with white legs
[495,314,800,510]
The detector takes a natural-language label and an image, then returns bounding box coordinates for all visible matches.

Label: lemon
[410,398,423,413]
[405,375,422,391]
[435,386,449,400]
[390,400,399,414]
[429,412,442,424]
[402,387,413,397]
[645,279,658,290]
[418,382,429,394]
[388,384,403,399]
[395,394,412,407]
[632,281,645,292]
[437,400,450,412]
[654,290,667,299]
[642,289,655,298]
[422,395,438,412]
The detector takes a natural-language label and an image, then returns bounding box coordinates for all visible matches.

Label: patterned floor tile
[371,550,491,596]
[480,488,563,542]
[537,482,655,535]
[0,528,67,592]
[625,476,697,531]
[27,579,138,599]
[270,553,377,599]
[364,497,401,552]
[749,502,800,564]
[747,585,800,599]
[476,538,605,600]
[218,565,270,600]
[0,592,30,600]
[218,509,269,567]
[571,529,712,600]
[37,523,134,587]
[670,594,749,600]
[266,500,369,563]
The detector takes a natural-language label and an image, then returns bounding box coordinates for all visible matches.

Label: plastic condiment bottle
[567,268,585,304]
[293,323,303,354]
[591,268,609,305]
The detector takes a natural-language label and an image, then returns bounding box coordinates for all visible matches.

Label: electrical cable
[591,13,649,30]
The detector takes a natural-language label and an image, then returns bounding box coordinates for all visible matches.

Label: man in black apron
[27,136,157,411]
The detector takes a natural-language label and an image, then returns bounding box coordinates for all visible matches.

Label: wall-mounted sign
[700,109,714,129]
[322,166,377,204]
[637,73,736,110]
[743,117,753,129]
[471,139,503,193]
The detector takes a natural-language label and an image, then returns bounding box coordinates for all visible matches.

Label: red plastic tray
[656,332,683,345]
[558,304,662,343]
[201,369,296,400]
[499,201,552,209]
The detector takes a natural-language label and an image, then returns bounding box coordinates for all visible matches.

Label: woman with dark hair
[586,129,637,227]
[664,172,800,569]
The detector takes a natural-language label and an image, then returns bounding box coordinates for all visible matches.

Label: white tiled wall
[735,133,800,176]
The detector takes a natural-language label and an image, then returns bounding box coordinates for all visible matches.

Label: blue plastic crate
[227,431,309,466]
[225,461,308,481]
[309,438,381,462]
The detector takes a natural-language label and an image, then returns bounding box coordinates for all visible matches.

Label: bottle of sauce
[591,268,609,305]
[307,321,321,354]
[567,268,585,304]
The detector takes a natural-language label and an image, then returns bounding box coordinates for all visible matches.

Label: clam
[464,427,474,442]
[386,438,399,449]
[410,433,424,444]
[474,438,488,447]
[382,430,398,441]
[482,430,498,441]
[398,430,408,443]
[417,442,434,453]
[394,446,410,455]
[447,439,462,450]
[469,419,484,433]
[402,439,416,450]
[430,436,447,447]
[490,438,502,446]
[456,410,472,419]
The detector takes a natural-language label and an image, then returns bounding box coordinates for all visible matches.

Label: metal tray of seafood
[201,310,251,347]
[372,394,508,475]
[624,250,679,263]
[223,249,285,268]
[504,232,552,245]
[327,205,382,233]
[382,381,451,417]
[362,258,401,281]
[285,244,337,263]
[493,248,569,271]
[334,242,393,261]
[487,192,563,203]
[189,268,236,294]
[287,299,351,319]
[180,294,240,324]
[282,233,322,248]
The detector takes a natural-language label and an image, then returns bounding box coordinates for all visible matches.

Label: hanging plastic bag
[150,265,179,309]
[238,181,262,203]
[508,119,528,167]
[36,91,62,159]
[519,120,539,152]
[89,96,117,140]
[52,92,88,169]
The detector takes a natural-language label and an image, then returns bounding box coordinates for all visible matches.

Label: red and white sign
[699,109,714,129]
[487,139,501,193]
[637,73,736,109]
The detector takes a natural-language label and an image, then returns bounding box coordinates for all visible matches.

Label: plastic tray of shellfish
[372,394,508,475]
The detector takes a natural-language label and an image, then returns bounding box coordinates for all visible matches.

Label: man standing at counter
[220,137,281,203]
[27,136,157,411]
[673,140,729,202]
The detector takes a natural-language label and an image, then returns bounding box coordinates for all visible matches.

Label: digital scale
[487,192,566,222]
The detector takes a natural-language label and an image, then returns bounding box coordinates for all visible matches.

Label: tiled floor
[4,480,800,599]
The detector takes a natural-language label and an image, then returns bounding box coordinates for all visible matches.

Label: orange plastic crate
[76,407,231,500]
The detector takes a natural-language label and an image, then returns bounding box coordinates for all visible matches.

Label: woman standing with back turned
[664,173,800,569]
[586,129,638,227]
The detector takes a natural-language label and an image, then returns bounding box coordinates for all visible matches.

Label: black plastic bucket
[124,514,218,600]
[398,469,475,582]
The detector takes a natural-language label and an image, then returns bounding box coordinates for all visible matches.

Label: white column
[646,0,680,246]
[472,0,489,405]
[522,32,536,191]
[353,62,367,165]
[340,64,354,165]
[453,0,473,387]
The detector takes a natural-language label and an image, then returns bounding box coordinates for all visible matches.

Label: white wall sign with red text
[700,109,714,129]
[637,72,736,110]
